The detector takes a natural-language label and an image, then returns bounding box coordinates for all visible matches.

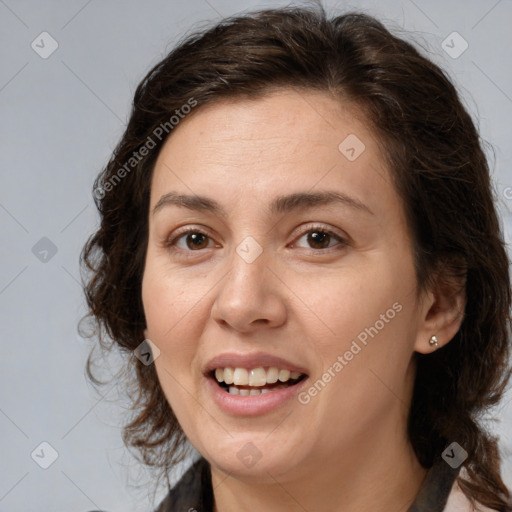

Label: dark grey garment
[154,456,461,512]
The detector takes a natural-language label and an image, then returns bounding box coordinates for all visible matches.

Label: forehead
[150,89,396,219]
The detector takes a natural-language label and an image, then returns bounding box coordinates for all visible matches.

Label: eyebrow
[152,190,374,217]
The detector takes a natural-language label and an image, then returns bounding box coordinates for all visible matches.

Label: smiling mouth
[211,367,307,396]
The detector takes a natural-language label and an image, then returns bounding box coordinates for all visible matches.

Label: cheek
[300,268,417,444]
[141,263,204,386]
[302,256,418,382]
[142,267,203,431]
[142,256,204,340]
[306,263,408,336]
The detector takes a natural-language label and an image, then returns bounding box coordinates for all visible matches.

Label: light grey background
[1,0,511,510]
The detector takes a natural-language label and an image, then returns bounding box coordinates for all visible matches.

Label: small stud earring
[429,335,439,348]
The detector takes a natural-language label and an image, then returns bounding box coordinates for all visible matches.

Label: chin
[195,432,307,483]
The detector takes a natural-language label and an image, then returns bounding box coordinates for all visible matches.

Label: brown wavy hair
[80,5,512,510]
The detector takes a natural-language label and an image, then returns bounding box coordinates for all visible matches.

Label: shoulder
[444,479,499,512]
[154,457,212,512]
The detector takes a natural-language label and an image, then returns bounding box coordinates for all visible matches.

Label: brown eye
[184,232,209,250]
[307,231,332,249]
[167,229,215,253]
[294,226,346,251]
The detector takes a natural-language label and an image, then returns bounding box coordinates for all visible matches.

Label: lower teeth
[227,383,290,396]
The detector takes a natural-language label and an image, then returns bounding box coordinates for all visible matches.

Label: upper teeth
[215,367,303,386]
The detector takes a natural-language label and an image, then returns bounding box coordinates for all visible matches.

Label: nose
[210,243,287,333]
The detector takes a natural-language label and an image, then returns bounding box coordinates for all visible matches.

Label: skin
[142,88,465,512]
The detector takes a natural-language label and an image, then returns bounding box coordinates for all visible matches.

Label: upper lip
[204,352,309,376]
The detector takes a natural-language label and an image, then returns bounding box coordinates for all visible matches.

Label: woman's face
[142,89,433,482]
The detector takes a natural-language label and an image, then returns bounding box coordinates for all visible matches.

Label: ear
[413,269,466,354]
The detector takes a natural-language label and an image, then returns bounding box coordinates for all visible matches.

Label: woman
[81,5,512,511]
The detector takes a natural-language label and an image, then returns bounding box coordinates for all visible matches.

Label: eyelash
[165,224,348,258]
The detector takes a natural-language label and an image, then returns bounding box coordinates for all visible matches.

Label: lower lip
[205,375,309,416]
